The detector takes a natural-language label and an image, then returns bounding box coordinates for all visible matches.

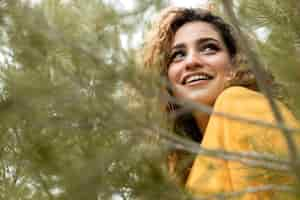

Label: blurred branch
[119,106,292,171]
[75,84,295,172]
[151,126,291,171]
[37,172,55,200]
[98,79,296,171]
[221,0,300,180]
[165,93,300,133]
[14,129,55,200]
[195,184,293,200]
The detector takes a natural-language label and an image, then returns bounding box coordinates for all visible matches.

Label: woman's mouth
[182,73,214,85]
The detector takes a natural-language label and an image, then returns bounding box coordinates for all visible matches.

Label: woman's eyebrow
[171,43,185,51]
[195,37,219,45]
[171,37,220,50]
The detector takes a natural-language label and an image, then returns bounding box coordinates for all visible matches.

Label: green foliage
[0,0,192,199]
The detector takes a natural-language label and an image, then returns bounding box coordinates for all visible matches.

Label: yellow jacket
[186,86,300,200]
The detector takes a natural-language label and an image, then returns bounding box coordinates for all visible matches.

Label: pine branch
[164,93,300,133]
[194,184,293,200]
[115,99,293,172]
[154,127,291,171]
[37,172,55,200]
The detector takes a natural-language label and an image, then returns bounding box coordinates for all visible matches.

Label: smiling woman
[167,21,234,131]
[143,7,300,199]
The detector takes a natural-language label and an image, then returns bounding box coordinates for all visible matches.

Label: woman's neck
[193,112,210,135]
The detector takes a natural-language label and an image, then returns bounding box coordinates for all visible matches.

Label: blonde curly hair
[143,6,269,89]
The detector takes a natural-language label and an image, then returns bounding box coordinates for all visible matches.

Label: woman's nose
[184,51,203,70]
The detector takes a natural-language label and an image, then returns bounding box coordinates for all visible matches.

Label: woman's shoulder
[214,86,268,115]
[216,86,262,104]
[213,86,299,127]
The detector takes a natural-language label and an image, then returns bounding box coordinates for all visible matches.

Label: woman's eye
[200,44,219,55]
[170,51,185,62]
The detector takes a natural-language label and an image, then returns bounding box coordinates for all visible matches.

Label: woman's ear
[224,66,238,89]
[225,67,236,82]
[224,55,240,84]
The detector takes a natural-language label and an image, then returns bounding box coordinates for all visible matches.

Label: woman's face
[167,21,234,106]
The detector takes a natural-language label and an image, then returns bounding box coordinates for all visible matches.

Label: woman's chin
[182,92,215,107]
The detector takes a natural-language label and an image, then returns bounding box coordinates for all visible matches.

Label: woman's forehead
[171,21,223,47]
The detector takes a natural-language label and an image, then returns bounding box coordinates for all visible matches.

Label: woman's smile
[181,71,214,86]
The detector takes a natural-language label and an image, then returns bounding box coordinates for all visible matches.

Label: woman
[143,7,299,199]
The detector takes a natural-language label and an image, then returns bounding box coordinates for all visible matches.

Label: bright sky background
[28,0,210,9]
[115,0,209,10]
[17,0,269,49]
[170,0,209,7]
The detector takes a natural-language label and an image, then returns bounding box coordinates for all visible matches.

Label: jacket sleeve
[186,86,300,200]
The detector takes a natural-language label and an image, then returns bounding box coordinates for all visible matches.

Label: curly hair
[144,7,237,71]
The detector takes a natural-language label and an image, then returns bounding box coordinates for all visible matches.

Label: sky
[170,0,209,7]
[116,0,209,10]
[18,0,269,47]
[28,0,210,9]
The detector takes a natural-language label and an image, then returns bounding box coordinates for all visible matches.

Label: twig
[14,129,55,200]
[37,172,55,200]
[194,184,293,200]
[104,92,295,172]
[149,125,291,171]
[164,94,300,133]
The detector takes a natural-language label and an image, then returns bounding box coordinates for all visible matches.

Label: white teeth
[185,75,210,84]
